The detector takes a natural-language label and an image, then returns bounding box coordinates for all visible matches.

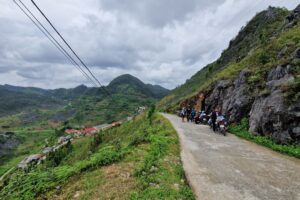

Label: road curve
[161,113,300,200]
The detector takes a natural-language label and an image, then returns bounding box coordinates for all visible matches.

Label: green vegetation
[228,119,300,158]
[0,112,194,200]
[0,129,55,176]
[158,7,300,112]
[282,76,300,104]
[0,74,170,179]
[130,115,195,200]
[0,74,169,129]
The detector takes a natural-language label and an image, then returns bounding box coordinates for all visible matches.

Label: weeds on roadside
[229,118,300,158]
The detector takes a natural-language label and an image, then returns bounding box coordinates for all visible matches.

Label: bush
[147,104,156,124]
[45,141,73,167]
[90,132,103,152]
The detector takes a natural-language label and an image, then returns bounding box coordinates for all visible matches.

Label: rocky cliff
[160,5,300,145]
[203,65,298,145]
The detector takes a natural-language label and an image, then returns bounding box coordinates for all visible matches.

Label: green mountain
[158,5,300,145]
[107,74,169,98]
[0,74,169,127]
[0,86,62,117]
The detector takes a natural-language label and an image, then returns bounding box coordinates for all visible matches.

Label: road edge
[160,113,201,200]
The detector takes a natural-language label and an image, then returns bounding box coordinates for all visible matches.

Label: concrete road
[162,113,300,200]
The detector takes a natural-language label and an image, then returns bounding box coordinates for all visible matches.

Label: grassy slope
[0,129,55,176]
[0,113,195,200]
[68,91,154,127]
[158,7,300,111]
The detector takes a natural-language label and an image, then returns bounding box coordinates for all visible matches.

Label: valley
[0,74,169,177]
[0,2,300,200]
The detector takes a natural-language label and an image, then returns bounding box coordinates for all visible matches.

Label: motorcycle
[216,115,227,136]
[196,111,207,124]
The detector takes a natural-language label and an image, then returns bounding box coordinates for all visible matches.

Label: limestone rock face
[285,4,300,28]
[204,70,253,123]
[249,65,299,144]
[186,65,299,145]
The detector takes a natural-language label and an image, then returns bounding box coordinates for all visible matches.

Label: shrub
[147,104,156,124]
[90,132,103,152]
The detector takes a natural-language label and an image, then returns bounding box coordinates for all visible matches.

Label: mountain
[158,5,300,145]
[107,74,169,98]
[0,85,62,117]
[0,74,169,126]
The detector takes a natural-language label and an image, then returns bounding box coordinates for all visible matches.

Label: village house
[137,106,146,113]
[111,121,121,127]
[18,154,44,170]
[94,124,111,131]
[65,129,82,138]
[82,127,98,136]
[57,135,72,144]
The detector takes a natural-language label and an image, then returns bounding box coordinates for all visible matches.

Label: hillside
[0,75,169,175]
[158,5,300,145]
[0,112,195,200]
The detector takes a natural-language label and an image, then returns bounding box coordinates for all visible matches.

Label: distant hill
[0,74,169,125]
[0,85,62,117]
[107,74,169,98]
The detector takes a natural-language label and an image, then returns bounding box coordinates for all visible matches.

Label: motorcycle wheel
[221,129,226,136]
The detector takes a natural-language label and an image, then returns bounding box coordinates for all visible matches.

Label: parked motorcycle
[216,115,227,136]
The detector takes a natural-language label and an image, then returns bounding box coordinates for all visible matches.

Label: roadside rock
[188,64,299,144]
[249,64,299,144]
[205,70,253,123]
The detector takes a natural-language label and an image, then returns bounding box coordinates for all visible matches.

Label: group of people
[180,106,227,133]
[180,107,197,122]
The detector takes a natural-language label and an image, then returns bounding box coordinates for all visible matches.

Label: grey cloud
[99,0,226,27]
[0,0,299,89]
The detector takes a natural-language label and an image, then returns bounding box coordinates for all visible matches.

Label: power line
[30,0,112,97]
[14,0,98,87]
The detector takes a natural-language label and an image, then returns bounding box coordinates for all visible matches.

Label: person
[211,107,218,132]
[186,106,192,122]
[191,108,196,122]
[180,107,186,122]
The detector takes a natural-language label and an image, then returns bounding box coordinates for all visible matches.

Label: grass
[0,111,195,200]
[0,129,55,176]
[130,114,195,200]
[228,118,300,159]
[158,7,300,112]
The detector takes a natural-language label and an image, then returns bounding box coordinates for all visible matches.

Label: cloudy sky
[0,0,299,89]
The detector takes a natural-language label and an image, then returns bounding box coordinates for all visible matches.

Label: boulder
[277,46,288,59]
[266,65,294,90]
[293,47,300,59]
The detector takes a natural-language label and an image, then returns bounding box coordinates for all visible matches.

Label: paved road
[162,113,300,200]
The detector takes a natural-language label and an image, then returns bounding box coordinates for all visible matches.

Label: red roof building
[82,127,98,136]
[65,129,80,134]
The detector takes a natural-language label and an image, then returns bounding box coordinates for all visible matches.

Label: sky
[0,0,299,89]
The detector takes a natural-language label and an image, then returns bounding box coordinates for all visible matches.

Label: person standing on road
[191,108,196,122]
[211,107,218,132]
[181,107,186,122]
[186,106,192,122]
